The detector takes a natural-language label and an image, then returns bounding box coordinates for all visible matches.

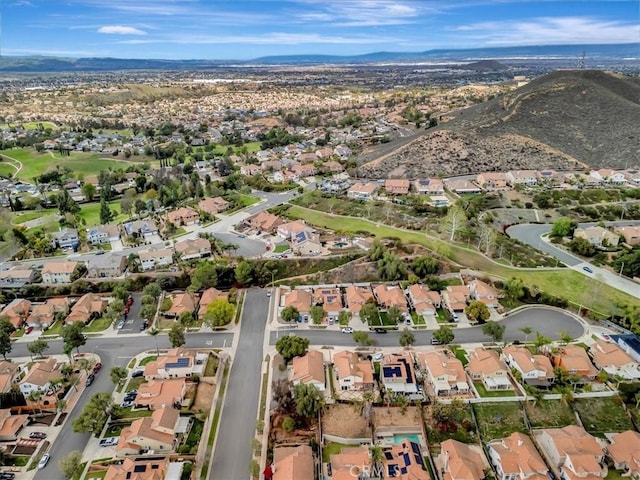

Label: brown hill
[360,70,640,179]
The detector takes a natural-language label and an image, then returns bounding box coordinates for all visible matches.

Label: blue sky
[2,0,639,59]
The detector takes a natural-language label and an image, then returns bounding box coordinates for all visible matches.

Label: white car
[38,453,50,469]
[341,327,353,334]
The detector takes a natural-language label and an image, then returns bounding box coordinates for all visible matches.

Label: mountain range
[0,43,636,72]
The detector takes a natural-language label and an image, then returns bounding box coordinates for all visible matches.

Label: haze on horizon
[1,0,639,60]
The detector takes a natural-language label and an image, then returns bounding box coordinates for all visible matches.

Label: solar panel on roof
[411,442,421,456]
[133,465,146,472]
[414,454,425,466]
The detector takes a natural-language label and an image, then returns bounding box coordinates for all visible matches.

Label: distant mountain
[359,70,640,179]
[0,43,636,72]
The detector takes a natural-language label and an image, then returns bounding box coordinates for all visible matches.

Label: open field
[525,400,577,428]
[572,397,633,435]
[13,209,57,224]
[79,200,127,226]
[473,402,527,440]
[0,121,57,130]
[0,148,156,182]
[286,205,639,312]
[0,163,17,178]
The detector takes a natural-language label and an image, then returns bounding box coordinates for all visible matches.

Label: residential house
[347,182,379,201]
[385,440,430,480]
[537,426,604,479]
[198,288,228,318]
[139,247,174,271]
[606,430,640,479]
[298,152,318,165]
[590,339,640,380]
[198,196,230,216]
[614,225,640,246]
[175,238,211,261]
[552,345,598,380]
[26,298,69,329]
[385,179,410,195]
[381,352,418,394]
[116,407,180,456]
[0,409,29,441]
[165,207,199,227]
[593,169,626,185]
[0,361,20,393]
[0,298,31,328]
[418,351,469,397]
[86,224,120,245]
[165,292,197,318]
[272,445,315,480]
[439,439,489,480]
[277,220,309,240]
[614,335,640,363]
[329,446,370,480]
[322,161,344,173]
[19,358,60,396]
[313,287,342,322]
[537,170,560,184]
[316,147,334,159]
[246,211,283,233]
[477,172,508,191]
[334,145,352,159]
[122,219,159,239]
[444,179,482,194]
[468,279,500,308]
[66,293,107,324]
[332,351,374,392]
[104,457,176,480]
[503,345,554,387]
[240,164,262,176]
[574,226,619,248]
[624,169,640,185]
[467,348,512,391]
[273,170,297,183]
[144,348,203,380]
[442,285,470,313]
[291,164,317,178]
[41,261,79,284]
[282,289,312,318]
[414,178,444,195]
[0,267,35,288]
[135,378,186,410]
[373,284,408,312]
[406,284,441,317]
[506,170,539,186]
[291,230,322,256]
[344,285,373,315]
[290,350,325,391]
[51,227,79,250]
[86,253,127,278]
[488,432,550,480]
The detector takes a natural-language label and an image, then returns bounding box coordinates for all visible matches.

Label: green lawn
[473,402,527,440]
[572,397,633,435]
[287,205,639,313]
[13,209,57,224]
[524,400,577,428]
[0,163,17,178]
[238,194,260,207]
[474,382,517,398]
[211,141,262,155]
[411,312,426,326]
[322,442,351,463]
[138,356,158,366]
[43,320,64,336]
[125,377,147,391]
[84,470,106,480]
[84,317,113,333]
[78,200,127,227]
[274,244,290,254]
[450,346,468,365]
[118,407,153,419]
[0,121,57,130]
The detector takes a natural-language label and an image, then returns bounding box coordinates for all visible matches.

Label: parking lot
[117,293,147,334]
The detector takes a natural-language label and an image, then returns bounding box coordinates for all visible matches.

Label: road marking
[206,340,213,346]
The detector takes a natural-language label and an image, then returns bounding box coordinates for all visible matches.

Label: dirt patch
[372,406,421,428]
[322,403,371,439]
[191,381,216,414]
[270,413,317,446]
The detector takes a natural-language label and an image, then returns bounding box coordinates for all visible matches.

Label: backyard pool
[392,434,422,444]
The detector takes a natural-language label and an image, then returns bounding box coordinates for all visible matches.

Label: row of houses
[574,224,640,248]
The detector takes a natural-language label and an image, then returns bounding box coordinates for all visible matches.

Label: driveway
[117,292,144,334]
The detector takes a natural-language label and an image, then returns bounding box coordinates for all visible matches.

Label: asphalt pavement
[210,288,270,480]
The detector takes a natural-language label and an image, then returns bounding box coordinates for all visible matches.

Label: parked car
[374,328,388,334]
[140,321,148,331]
[38,453,50,469]
[92,362,102,373]
[85,374,95,387]
[583,266,593,273]
[341,327,353,334]
[117,320,125,330]
[95,250,105,255]
[0,472,16,479]
[371,353,384,361]
[99,437,118,447]
[431,337,442,345]
[24,326,33,334]
[121,400,134,408]
[29,431,47,440]
[131,370,144,378]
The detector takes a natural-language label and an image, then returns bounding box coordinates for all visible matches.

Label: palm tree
[397,395,408,415]
[27,390,43,414]
[635,391,640,409]
[369,446,384,478]
[520,326,533,343]
[148,327,160,355]
[559,330,574,346]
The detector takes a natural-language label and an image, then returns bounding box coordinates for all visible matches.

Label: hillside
[360,70,640,179]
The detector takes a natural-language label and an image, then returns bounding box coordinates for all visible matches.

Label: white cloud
[451,16,640,46]
[294,0,426,27]
[98,25,147,35]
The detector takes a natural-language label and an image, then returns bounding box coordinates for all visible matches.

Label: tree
[58,450,83,479]
[520,326,533,343]
[81,183,96,202]
[443,204,467,242]
[568,237,596,257]
[465,301,490,323]
[191,263,218,290]
[559,330,574,346]
[282,416,295,433]
[168,323,186,348]
[204,298,235,327]
[0,319,15,360]
[275,335,309,362]
[294,383,324,418]
[433,325,455,345]
[387,305,404,325]
[377,251,406,281]
[143,282,162,299]
[99,194,114,225]
[109,366,128,386]
[338,310,352,326]
[368,239,387,261]
[310,305,326,325]
[503,277,525,303]
[359,302,379,326]
[27,390,43,413]
[72,392,115,436]
[27,338,49,359]
[281,306,299,323]
[550,217,577,237]
[411,256,439,278]
[482,321,505,343]
[272,379,294,413]
[370,445,385,475]
[534,331,552,353]
[399,328,415,347]
[352,331,374,346]
[178,311,196,327]
[234,261,253,286]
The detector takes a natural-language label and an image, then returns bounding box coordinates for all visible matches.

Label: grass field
[473,402,527,440]
[572,397,633,435]
[286,205,639,312]
[525,400,577,428]
[238,194,260,207]
[13,209,57,224]
[78,200,127,226]
[0,148,155,182]
[0,121,57,130]
[0,163,17,178]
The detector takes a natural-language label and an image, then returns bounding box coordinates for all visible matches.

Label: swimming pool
[392,434,421,444]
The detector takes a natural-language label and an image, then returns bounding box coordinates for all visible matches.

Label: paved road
[210,288,270,480]
[21,332,233,480]
[269,307,585,347]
